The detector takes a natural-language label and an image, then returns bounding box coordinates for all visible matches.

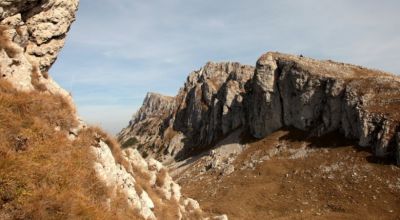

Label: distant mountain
[0,1,218,219]
[119,52,400,165]
[119,52,400,219]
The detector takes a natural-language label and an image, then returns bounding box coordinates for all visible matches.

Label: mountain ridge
[119,52,400,165]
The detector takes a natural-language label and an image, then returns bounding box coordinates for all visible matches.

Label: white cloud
[52,0,400,133]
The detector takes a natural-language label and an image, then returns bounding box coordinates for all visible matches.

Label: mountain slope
[119,52,400,165]
[0,1,219,219]
[179,129,400,219]
[119,62,256,162]
[119,51,400,219]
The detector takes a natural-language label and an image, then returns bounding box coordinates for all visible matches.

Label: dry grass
[268,52,398,80]
[30,66,47,92]
[0,25,19,58]
[0,79,205,219]
[79,126,186,219]
[0,80,142,219]
[180,129,400,220]
[86,126,129,169]
[155,168,168,187]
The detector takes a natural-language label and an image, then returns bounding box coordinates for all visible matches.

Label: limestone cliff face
[249,52,400,158]
[0,0,78,97]
[92,139,216,220]
[120,52,400,164]
[118,62,255,161]
[0,2,218,219]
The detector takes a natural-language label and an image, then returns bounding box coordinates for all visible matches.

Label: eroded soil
[177,129,400,220]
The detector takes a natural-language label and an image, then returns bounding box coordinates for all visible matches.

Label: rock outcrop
[119,62,255,161]
[92,138,211,220]
[1,1,218,219]
[249,52,400,158]
[119,52,400,165]
[0,0,77,99]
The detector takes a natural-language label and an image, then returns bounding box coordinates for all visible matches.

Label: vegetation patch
[121,137,139,149]
[0,80,141,219]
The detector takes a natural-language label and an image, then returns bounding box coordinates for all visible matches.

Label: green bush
[121,137,138,149]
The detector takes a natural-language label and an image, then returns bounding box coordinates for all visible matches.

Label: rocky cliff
[0,0,77,98]
[119,62,255,162]
[0,1,219,219]
[119,52,400,165]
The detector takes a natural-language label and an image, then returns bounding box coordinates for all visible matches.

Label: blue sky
[51,0,400,134]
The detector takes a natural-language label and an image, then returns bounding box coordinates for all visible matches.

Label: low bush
[121,137,139,149]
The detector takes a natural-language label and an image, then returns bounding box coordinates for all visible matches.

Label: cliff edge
[119,52,400,165]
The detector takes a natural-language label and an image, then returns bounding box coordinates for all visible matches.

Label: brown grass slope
[180,129,400,220]
[0,80,141,219]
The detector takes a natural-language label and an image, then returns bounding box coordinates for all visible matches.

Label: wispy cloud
[51,0,400,134]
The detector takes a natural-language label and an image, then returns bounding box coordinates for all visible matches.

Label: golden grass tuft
[31,66,47,92]
[0,80,142,219]
[0,25,19,58]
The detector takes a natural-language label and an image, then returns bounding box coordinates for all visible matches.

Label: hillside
[119,52,400,164]
[0,1,221,219]
[119,52,400,219]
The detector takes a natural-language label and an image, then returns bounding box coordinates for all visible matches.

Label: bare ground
[177,129,400,220]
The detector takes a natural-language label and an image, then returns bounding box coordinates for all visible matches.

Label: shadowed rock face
[250,52,400,158]
[120,52,400,164]
[118,62,255,162]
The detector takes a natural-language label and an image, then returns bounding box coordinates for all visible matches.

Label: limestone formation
[249,52,400,159]
[120,52,400,165]
[119,62,255,161]
[1,1,221,219]
[0,0,78,101]
[92,139,207,220]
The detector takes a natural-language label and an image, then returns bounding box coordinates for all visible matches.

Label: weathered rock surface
[249,52,400,159]
[119,62,255,161]
[92,138,210,220]
[1,2,220,219]
[0,0,77,101]
[120,52,400,165]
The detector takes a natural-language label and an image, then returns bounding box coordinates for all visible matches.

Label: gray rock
[223,165,235,175]
[0,0,78,105]
[120,52,400,163]
[249,52,400,159]
[119,62,255,161]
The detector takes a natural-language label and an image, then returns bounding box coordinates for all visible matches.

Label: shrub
[121,137,139,149]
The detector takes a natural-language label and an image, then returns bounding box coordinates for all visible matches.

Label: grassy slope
[0,80,140,219]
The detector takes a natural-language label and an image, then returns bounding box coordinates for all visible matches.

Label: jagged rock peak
[120,52,400,165]
[184,61,254,90]
[129,92,176,127]
[119,61,256,161]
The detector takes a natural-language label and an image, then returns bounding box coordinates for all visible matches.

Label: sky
[51,0,400,134]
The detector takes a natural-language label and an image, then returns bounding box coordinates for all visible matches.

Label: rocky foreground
[0,1,221,219]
